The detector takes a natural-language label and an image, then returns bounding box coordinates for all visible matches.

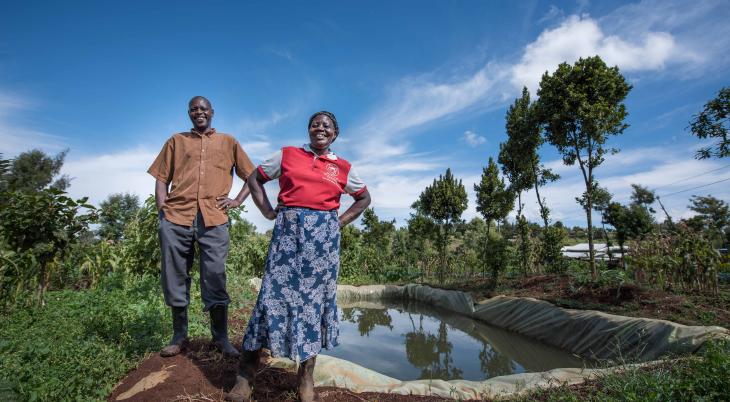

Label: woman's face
[308,114,337,153]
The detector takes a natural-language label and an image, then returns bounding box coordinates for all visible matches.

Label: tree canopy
[4,149,71,193]
[474,157,514,233]
[690,86,729,159]
[97,193,141,241]
[537,55,631,279]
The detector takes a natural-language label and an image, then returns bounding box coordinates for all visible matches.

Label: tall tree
[690,86,729,159]
[499,88,537,222]
[6,149,71,192]
[97,192,141,241]
[474,157,514,236]
[537,56,631,280]
[412,168,468,284]
[499,91,537,275]
[688,195,729,247]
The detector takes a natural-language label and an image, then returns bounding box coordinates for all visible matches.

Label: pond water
[321,300,591,381]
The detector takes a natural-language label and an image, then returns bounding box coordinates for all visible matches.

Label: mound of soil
[444,274,730,327]
[108,339,472,402]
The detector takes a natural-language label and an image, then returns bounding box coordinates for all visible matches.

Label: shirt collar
[191,127,216,137]
[303,143,338,160]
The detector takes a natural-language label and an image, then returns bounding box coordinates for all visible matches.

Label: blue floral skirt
[242,207,341,362]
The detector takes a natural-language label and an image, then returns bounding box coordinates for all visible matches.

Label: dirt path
[108,339,470,402]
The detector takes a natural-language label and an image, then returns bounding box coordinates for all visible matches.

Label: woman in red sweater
[227,111,371,402]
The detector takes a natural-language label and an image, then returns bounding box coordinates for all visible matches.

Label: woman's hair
[308,111,339,135]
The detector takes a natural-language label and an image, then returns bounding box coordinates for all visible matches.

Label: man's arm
[339,189,371,228]
[155,179,169,211]
[216,181,251,210]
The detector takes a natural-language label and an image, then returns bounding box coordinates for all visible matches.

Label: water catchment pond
[322,300,591,381]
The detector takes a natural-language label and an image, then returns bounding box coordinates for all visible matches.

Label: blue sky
[1,0,729,231]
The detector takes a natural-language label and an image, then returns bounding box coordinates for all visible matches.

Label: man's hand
[216,196,241,210]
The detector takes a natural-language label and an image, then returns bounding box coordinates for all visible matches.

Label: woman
[226,111,371,402]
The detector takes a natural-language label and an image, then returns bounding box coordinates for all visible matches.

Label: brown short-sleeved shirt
[147,128,255,227]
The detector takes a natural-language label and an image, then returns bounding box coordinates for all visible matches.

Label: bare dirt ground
[109,276,729,401]
[108,338,476,402]
[444,275,730,328]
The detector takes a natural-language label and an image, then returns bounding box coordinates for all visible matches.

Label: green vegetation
[0,58,728,401]
[690,86,729,160]
[0,271,256,402]
[518,339,730,402]
[537,56,632,279]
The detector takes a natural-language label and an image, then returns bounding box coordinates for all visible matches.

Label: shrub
[628,223,719,294]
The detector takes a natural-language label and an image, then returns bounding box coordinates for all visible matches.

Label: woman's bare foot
[297,356,318,402]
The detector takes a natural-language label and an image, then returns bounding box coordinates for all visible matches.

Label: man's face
[188,98,214,132]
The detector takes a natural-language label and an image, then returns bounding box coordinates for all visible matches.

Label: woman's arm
[339,189,371,228]
[247,170,276,220]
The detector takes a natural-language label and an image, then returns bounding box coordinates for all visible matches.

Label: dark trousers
[158,211,230,311]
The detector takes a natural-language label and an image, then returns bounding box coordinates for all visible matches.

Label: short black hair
[308,111,339,135]
[188,96,212,108]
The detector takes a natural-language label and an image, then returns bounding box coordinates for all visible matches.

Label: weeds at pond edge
[516,339,730,402]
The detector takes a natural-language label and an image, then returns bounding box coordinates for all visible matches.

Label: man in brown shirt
[148,96,255,358]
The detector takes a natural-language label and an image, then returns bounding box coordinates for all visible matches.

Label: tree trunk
[574,143,596,280]
[532,161,549,228]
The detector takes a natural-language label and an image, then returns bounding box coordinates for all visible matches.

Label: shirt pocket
[211,146,233,174]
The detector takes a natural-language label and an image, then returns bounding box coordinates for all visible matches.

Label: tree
[412,168,468,284]
[0,153,10,193]
[0,188,96,305]
[537,56,631,280]
[361,208,396,254]
[604,185,656,259]
[97,192,141,241]
[630,184,656,212]
[688,195,730,248]
[474,157,514,236]
[690,86,729,159]
[5,149,71,193]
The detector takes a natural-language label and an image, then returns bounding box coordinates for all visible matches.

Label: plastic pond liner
[249,279,729,400]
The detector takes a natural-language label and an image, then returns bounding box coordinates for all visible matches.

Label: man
[148,96,255,357]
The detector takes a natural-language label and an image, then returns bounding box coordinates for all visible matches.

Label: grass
[515,340,730,402]
[0,270,256,402]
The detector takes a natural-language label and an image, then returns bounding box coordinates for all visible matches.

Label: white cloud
[538,5,565,24]
[510,15,676,91]
[62,148,159,207]
[349,64,508,161]
[462,130,486,146]
[519,143,730,226]
[0,91,68,155]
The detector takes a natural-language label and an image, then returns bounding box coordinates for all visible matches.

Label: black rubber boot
[160,306,188,357]
[210,304,240,358]
[224,349,259,402]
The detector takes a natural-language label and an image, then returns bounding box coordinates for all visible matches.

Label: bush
[629,223,719,294]
[0,273,167,401]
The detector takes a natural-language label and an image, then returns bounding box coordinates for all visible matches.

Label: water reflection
[341,307,393,336]
[404,317,463,380]
[326,301,590,381]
